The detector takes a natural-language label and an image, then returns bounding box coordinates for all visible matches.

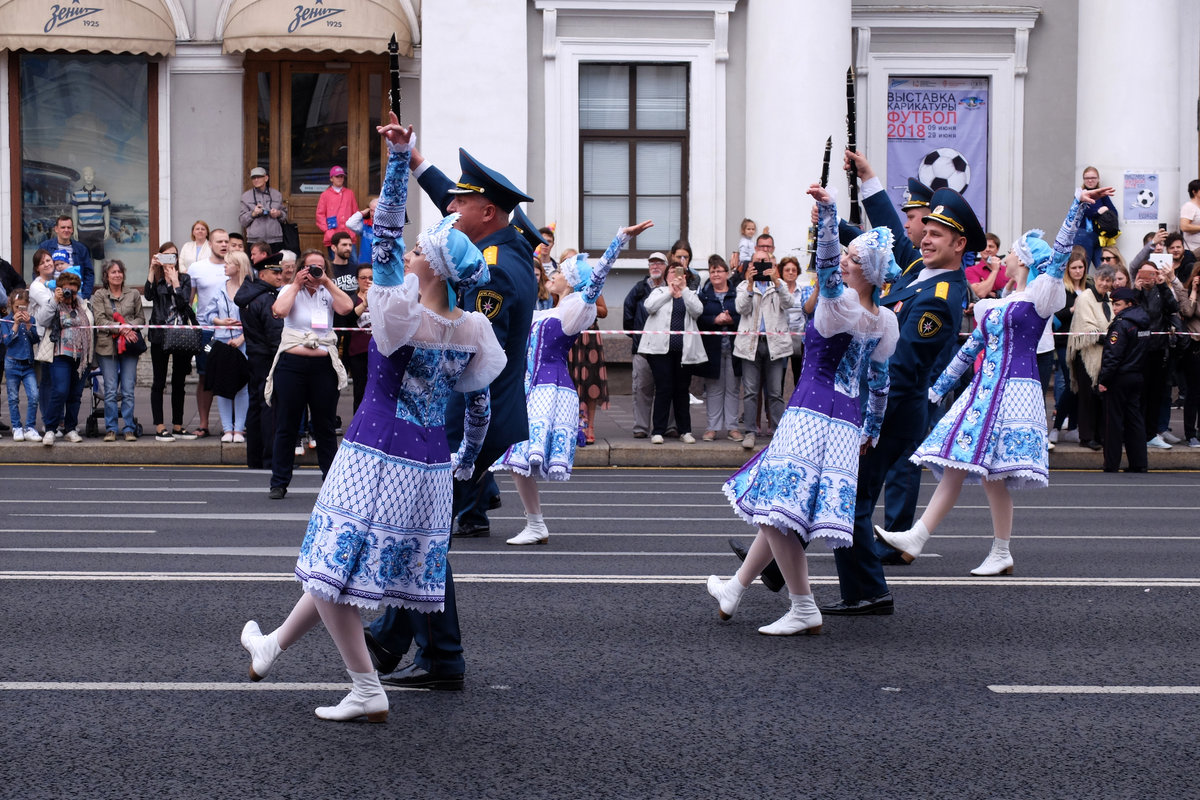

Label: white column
[744,0,851,260]
[1077,0,1181,260]
[419,1,529,228]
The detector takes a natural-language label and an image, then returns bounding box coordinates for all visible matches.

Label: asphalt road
[0,464,1197,799]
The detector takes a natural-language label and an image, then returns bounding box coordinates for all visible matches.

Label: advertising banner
[1123,172,1160,222]
[886,77,989,229]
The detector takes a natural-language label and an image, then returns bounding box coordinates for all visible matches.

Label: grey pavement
[0,465,1198,798]
[2,375,1199,470]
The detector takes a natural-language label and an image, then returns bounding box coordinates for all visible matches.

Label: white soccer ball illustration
[917,148,971,193]
[1136,188,1156,208]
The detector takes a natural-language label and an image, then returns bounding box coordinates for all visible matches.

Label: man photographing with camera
[733,232,793,450]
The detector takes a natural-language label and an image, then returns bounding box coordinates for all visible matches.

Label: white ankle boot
[971,543,1014,576]
[314,670,389,723]
[875,520,931,563]
[758,594,823,636]
[706,575,746,620]
[240,620,281,681]
[506,515,549,546]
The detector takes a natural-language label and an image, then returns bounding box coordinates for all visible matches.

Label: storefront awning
[0,0,182,56]
[220,0,417,56]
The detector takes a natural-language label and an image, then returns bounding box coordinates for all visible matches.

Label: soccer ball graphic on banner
[1136,189,1156,208]
[917,148,971,193]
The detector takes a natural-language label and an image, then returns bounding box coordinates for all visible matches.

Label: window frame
[577,62,690,256]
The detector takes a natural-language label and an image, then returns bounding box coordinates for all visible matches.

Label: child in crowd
[734,218,756,273]
[2,290,41,441]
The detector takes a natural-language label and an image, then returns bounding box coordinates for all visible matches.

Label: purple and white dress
[294,145,505,612]
[492,230,627,480]
[912,200,1079,488]
[723,202,898,546]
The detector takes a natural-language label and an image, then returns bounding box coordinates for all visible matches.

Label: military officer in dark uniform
[822,185,982,616]
[365,147,537,689]
[1098,287,1150,473]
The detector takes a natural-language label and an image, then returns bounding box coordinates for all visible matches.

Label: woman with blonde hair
[203,250,252,442]
[180,220,211,272]
[1050,246,1089,441]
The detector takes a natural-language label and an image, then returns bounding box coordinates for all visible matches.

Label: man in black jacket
[1135,261,1181,448]
[1098,287,1151,472]
[235,255,286,469]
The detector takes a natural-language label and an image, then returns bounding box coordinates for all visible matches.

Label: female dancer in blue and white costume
[877,184,1115,576]
[493,220,654,545]
[239,116,505,722]
[708,184,899,635]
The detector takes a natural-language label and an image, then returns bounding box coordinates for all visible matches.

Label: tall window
[579,63,688,254]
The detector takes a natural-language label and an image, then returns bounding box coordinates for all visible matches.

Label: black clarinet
[388,34,402,119]
[846,67,862,227]
[809,136,833,272]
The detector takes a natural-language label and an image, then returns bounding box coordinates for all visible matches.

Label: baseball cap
[329,166,346,178]
[648,252,668,263]
[249,167,267,178]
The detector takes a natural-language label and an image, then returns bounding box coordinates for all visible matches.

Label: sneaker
[680,432,696,444]
[294,440,305,457]
[103,431,117,442]
[64,430,83,443]
[688,393,703,406]
[1160,430,1182,445]
[174,429,197,440]
[220,431,234,443]
[232,433,245,444]
[1047,441,1055,451]
[632,431,648,439]
[42,431,55,446]
[54,429,63,439]
[1188,437,1200,448]
[702,430,717,442]
[1146,435,1172,450]
[742,432,756,450]
[650,434,664,444]
[12,429,24,442]
[306,435,317,450]
[124,432,138,442]
[24,428,40,442]
[268,486,287,500]
[1059,429,1080,443]
[155,430,175,442]
[1048,428,1059,443]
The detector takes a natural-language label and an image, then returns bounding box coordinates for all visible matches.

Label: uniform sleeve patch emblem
[935,281,949,300]
[476,289,503,319]
[917,311,942,338]
[1109,332,1119,344]
[483,246,498,266]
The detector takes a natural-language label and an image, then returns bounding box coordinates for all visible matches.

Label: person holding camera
[1135,256,1182,449]
[264,250,354,499]
[2,290,40,441]
[239,167,287,250]
[965,233,1008,302]
[638,264,705,445]
[733,232,793,450]
[41,270,91,446]
[145,243,193,441]
[92,260,145,442]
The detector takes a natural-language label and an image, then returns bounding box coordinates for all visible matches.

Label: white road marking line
[0,546,847,558]
[0,571,1198,587]
[0,529,157,534]
[988,685,1200,695]
[16,500,205,505]
[0,682,426,692]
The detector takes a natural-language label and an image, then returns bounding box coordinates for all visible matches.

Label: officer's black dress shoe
[268,486,287,500]
[877,545,910,566]
[363,628,400,675]
[452,522,490,538]
[819,593,894,616]
[488,495,502,510]
[727,538,785,593]
[379,662,464,691]
[1123,466,1148,473]
[1083,440,1103,451]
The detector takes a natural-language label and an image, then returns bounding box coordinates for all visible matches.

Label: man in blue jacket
[822,157,982,616]
[38,216,94,299]
[365,147,536,689]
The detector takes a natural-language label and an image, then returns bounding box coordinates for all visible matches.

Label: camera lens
[309,266,324,279]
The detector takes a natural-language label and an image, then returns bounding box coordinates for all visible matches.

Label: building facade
[2,0,1197,309]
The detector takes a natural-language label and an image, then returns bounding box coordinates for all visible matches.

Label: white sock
[913,519,930,539]
[992,537,1010,556]
[527,513,543,525]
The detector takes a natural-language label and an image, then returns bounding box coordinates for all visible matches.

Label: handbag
[281,221,301,254]
[163,305,202,353]
[34,329,55,362]
[120,329,148,357]
[203,338,250,398]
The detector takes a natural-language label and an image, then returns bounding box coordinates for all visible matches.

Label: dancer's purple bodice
[786,322,860,424]
[342,338,471,465]
[981,300,1043,382]
[529,316,576,390]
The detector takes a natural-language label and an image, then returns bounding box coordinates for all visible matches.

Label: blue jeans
[45,356,86,432]
[5,359,39,429]
[99,353,139,433]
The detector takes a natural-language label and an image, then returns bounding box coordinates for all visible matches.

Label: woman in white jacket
[733,262,794,448]
[638,265,705,443]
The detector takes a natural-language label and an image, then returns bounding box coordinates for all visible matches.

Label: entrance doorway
[244,55,384,254]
